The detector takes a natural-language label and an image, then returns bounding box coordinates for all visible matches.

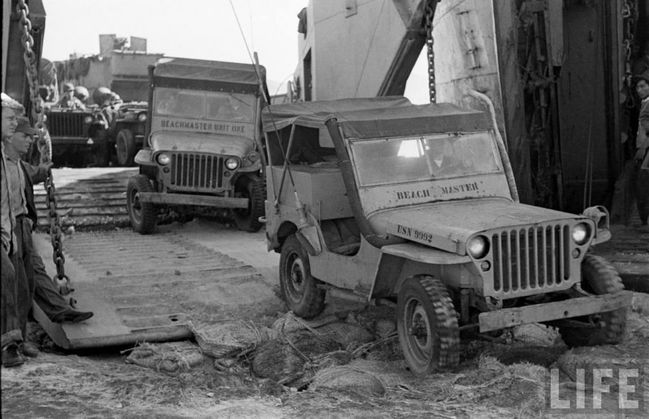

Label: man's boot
[21,341,39,358]
[2,343,25,367]
[52,309,93,323]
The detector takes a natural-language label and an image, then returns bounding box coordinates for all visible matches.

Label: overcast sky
[41,0,428,101]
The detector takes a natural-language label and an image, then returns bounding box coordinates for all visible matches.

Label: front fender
[370,242,471,298]
[135,149,156,166]
[583,205,611,244]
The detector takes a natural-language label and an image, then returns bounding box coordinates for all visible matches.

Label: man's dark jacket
[20,161,47,228]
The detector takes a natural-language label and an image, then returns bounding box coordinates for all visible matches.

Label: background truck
[127,58,267,234]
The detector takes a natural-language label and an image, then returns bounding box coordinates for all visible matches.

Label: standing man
[1,93,26,367]
[635,73,649,227]
[3,112,39,362]
[12,118,94,328]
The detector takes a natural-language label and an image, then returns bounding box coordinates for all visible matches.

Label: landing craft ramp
[32,230,278,349]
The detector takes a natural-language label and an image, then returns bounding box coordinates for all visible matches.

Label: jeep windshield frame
[152,88,256,123]
[348,131,503,187]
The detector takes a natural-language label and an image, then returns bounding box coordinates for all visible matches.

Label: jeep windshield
[154,88,254,122]
[349,132,502,187]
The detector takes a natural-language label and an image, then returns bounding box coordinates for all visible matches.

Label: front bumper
[479,291,631,332]
[138,192,248,209]
[52,137,109,147]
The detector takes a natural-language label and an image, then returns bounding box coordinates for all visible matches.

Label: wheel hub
[286,254,306,300]
[408,304,432,349]
[131,191,142,219]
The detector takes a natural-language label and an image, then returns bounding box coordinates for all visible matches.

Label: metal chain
[16,0,72,296]
[425,3,436,103]
[622,0,636,109]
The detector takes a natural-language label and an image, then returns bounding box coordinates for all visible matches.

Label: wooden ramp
[33,168,137,231]
[32,230,279,349]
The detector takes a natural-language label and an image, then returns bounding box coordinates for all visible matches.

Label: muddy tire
[397,275,460,376]
[279,235,325,319]
[116,129,136,166]
[558,254,627,347]
[233,175,266,232]
[127,175,158,234]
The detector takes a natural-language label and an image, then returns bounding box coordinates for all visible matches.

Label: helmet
[74,86,89,102]
[109,92,122,104]
[62,82,74,93]
[92,86,112,105]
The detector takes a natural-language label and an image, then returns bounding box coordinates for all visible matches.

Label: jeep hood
[150,132,255,156]
[374,198,586,255]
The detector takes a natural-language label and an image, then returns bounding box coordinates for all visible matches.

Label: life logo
[548,366,647,413]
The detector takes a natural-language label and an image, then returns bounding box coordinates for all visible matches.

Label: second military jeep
[262,97,630,375]
[44,105,109,166]
[105,100,148,167]
[127,58,266,233]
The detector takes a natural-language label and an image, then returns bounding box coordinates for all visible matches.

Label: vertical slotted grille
[46,112,87,137]
[491,224,570,294]
[170,153,224,191]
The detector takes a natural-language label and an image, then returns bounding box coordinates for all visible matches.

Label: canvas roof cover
[153,57,264,86]
[262,96,492,139]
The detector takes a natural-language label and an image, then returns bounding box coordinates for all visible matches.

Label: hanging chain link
[425,3,436,103]
[16,0,72,296]
[622,0,637,109]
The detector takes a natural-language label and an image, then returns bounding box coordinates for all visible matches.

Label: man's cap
[636,71,649,85]
[62,82,74,92]
[15,117,37,136]
[1,92,24,111]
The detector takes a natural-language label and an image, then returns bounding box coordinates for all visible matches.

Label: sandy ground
[2,219,648,418]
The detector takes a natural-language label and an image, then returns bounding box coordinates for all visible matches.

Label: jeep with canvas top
[261,97,631,375]
[127,58,267,233]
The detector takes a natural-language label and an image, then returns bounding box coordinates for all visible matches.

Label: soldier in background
[57,82,86,110]
[73,86,90,105]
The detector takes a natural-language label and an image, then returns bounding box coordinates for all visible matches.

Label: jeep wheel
[233,175,266,232]
[279,235,325,319]
[127,175,158,234]
[116,129,136,166]
[397,275,460,376]
[558,254,627,347]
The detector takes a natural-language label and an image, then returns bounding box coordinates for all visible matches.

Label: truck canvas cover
[153,57,264,92]
[262,96,492,138]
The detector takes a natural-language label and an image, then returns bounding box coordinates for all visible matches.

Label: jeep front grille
[170,153,225,191]
[491,224,571,294]
[46,113,86,137]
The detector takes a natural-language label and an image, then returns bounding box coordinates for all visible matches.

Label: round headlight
[157,153,171,165]
[571,223,590,245]
[83,115,93,124]
[225,157,239,170]
[247,151,260,162]
[467,235,489,259]
[137,113,147,122]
